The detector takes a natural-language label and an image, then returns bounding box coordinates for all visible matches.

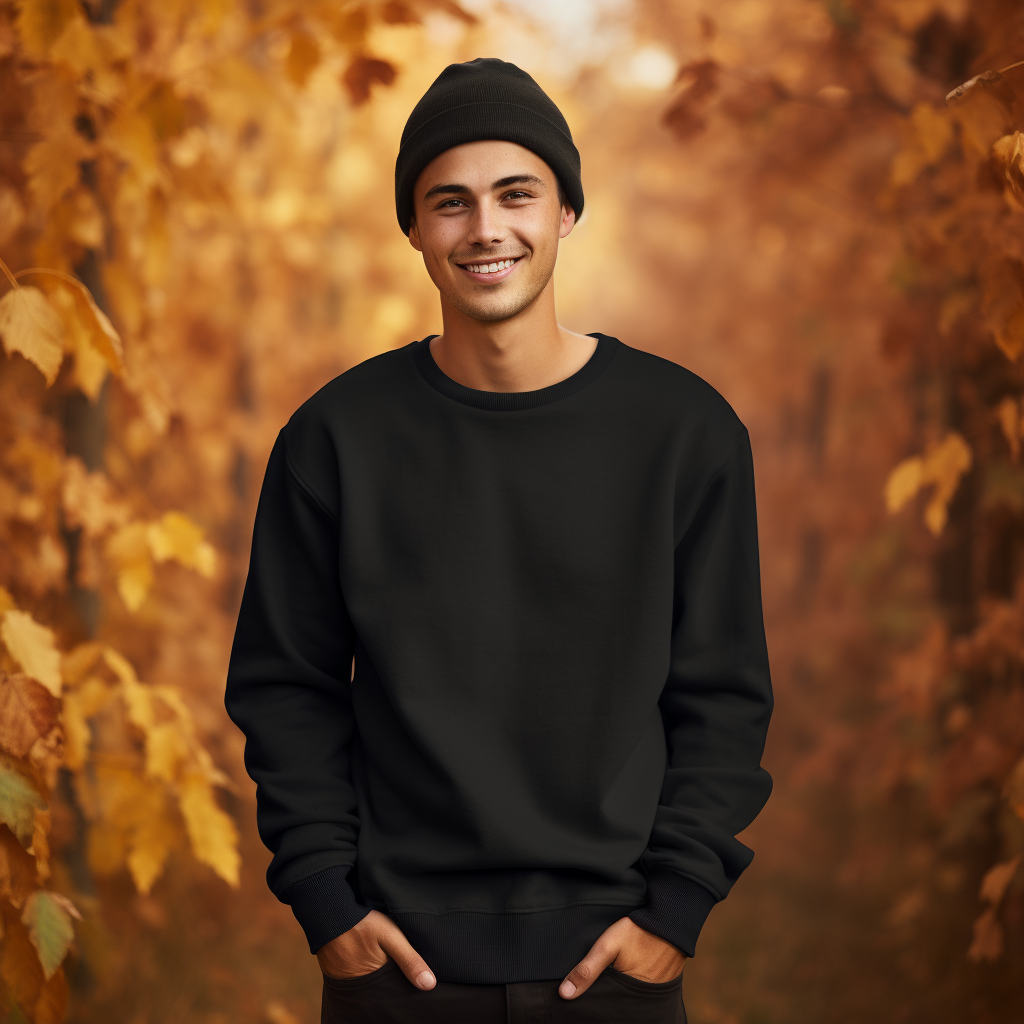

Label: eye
[504,190,530,200]
[438,198,467,208]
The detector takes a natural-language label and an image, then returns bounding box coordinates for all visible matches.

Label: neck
[429,279,596,393]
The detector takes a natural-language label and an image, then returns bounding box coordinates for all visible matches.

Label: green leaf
[21,891,79,979]
[0,759,46,846]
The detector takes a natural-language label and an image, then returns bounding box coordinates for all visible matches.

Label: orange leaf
[342,55,397,105]
[967,906,1004,962]
[0,673,61,759]
[979,855,1022,905]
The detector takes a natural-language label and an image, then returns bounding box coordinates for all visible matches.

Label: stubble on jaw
[440,248,557,323]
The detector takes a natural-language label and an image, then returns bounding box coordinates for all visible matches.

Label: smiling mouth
[455,255,524,279]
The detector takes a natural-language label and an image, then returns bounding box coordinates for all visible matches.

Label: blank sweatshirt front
[224,332,773,985]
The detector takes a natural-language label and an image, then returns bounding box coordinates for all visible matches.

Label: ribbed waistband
[389,902,639,984]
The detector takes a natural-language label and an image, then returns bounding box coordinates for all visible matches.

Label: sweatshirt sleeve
[224,428,371,953]
[628,426,774,958]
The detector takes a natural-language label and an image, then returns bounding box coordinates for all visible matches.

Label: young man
[225,58,773,1024]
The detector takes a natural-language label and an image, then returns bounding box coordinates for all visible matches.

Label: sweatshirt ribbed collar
[412,333,618,411]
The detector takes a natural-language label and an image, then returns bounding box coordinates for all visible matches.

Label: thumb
[559,937,618,1000]
[376,918,436,991]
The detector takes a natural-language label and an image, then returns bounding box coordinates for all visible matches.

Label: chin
[448,287,540,323]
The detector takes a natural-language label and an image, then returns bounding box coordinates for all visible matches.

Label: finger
[376,918,436,990]
[559,940,618,999]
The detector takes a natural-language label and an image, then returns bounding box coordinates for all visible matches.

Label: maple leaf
[1,610,62,697]
[0,759,47,847]
[20,890,80,980]
[0,673,61,759]
[0,285,65,385]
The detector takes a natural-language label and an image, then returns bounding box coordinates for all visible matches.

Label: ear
[408,216,423,252]
[558,203,576,239]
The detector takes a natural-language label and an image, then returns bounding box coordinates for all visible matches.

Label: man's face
[408,140,576,323]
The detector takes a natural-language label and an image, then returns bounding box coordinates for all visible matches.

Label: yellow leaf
[921,432,972,535]
[102,647,155,733]
[60,692,90,772]
[105,522,154,611]
[48,14,103,75]
[147,511,216,577]
[1,610,62,697]
[60,642,103,686]
[0,286,65,385]
[145,722,188,782]
[15,0,81,58]
[884,456,924,513]
[884,433,972,535]
[178,773,240,887]
[126,806,177,894]
[36,276,123,374]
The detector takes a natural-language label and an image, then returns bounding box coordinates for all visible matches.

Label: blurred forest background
[2,0,1024,1021]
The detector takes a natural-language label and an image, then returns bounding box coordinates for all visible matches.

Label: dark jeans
[321,957,687,1023]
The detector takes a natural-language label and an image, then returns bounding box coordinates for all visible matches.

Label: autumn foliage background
[2,0,1024,1021]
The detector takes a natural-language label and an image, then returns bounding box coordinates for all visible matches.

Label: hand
[316,909,436,990]
[559,917,686,999]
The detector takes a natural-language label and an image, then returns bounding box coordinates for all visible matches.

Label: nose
[465,197,506,248]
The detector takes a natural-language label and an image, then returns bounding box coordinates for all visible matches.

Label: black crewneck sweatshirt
[225,333,773,985]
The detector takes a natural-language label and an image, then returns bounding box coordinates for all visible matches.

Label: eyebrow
[422,173,547,200]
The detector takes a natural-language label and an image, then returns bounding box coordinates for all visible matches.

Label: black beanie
[394,57,584,235]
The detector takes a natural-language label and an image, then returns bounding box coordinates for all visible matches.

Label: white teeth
[464,258,516,274]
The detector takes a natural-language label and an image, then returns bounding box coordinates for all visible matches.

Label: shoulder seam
[675,426,748,549]
[282,439,339,524]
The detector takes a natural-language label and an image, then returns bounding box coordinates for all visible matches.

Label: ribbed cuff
[627,870,719,958]
[280,864,372,953]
